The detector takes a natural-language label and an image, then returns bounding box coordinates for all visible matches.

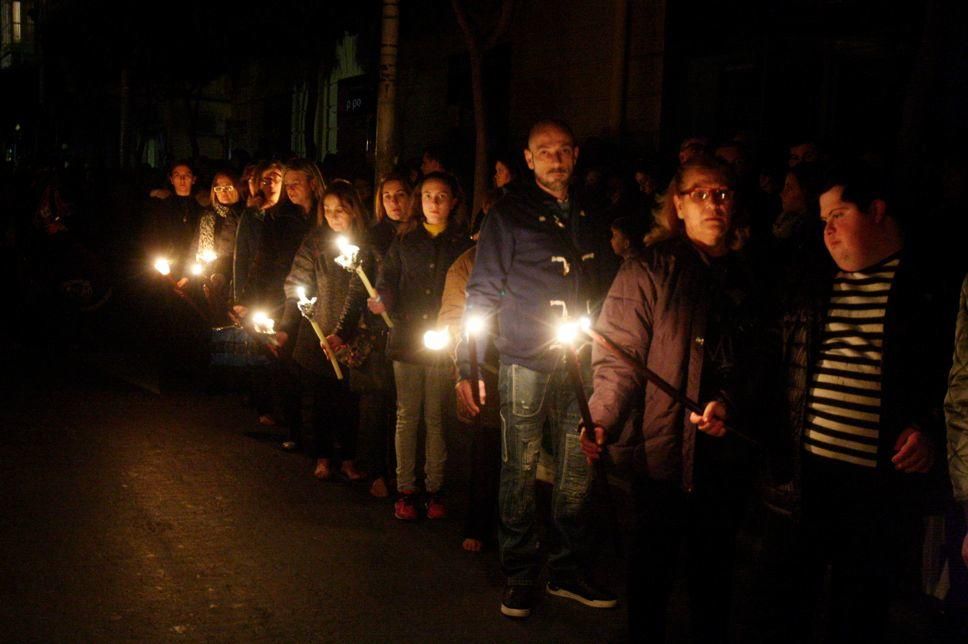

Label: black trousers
[463,422,500,542]
[288,363,358,460]
[628,474,746,644]
[754,457,922,644]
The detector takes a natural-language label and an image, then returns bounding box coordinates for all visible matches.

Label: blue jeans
[498,360,594,586]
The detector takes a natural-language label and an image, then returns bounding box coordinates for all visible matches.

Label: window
[12,1,21,43]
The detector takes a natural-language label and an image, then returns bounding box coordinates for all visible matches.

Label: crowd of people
[9,117,968,642]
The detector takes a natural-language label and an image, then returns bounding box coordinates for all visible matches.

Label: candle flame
[153,258,171,276]
[252,311,275,334]
[296,286,308,303]
[200,249,218,264]
[190,263,203,276]
[556,321,580,345]
[466,315,485,337]
[423,329,450,351]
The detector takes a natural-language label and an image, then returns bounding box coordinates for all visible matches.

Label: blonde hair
[645,156,747,251]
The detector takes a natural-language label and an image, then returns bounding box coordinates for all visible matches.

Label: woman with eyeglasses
[582,155,764,642]
[189,171,242,288]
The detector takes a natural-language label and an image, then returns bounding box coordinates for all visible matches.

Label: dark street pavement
[0,332,962,643]
[0,346,626,643]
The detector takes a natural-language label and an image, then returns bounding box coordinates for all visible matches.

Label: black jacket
[376,223,471,364]
[238,201,309,311]
[144,194,203,263]
[462,180,612,375]
[761,250,954,517]
[282,225,372,376]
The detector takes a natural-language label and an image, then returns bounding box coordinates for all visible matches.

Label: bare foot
[369,477,389,498]
[462,538,483,552]
[340,461,365,481]
[314,458,331,480]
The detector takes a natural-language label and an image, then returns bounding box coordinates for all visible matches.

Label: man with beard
[459,119,615,619]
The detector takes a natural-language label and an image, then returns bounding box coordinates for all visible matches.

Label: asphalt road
[0,348,626,643]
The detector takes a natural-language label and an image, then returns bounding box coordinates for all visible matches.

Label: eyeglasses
[679,188,734,205]
[213,186,236,193]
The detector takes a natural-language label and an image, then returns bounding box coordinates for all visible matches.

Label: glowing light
[466,315,485,337]
[190,263,203,276]
[579,316,592,332]
[252,311,275,334]
[153,258,171,276]
[335,236,361,270]
[200,249,218,264]
[423,329,450,351]
[556,321,580,345]
[296,286,309,303]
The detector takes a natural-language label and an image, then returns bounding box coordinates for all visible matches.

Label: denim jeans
[498,360,594,586]
[392,360,449,493]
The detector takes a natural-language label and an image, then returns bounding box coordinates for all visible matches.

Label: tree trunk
[451,0,513,215]
[304,60,320,161]
[374,0,400,187]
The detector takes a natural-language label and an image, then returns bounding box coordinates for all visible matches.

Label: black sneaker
[500,584,533,618]
[546,577,617,609]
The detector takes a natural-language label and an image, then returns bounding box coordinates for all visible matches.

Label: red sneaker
[425,492,447,520]
[394,491,418,521]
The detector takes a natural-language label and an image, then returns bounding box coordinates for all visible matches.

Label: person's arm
[459,210,514,380]
[945,275,968,526]
[281,232,316,336]
[374,236,402,314]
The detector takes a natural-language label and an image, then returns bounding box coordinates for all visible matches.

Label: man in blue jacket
[459,119,615,618]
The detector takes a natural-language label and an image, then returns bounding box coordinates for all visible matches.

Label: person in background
[356,172,415,498]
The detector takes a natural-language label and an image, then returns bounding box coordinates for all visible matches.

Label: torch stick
[557,321,622,556]
[580,321,760,449]
[465,315,486,411]
[335,236,393,328]
[296,287,344,380]
[153,257,209,322]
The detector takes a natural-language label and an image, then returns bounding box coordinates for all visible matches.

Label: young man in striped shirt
[758,162,952,643]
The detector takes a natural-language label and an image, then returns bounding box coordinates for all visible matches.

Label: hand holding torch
[555,317,622,556]
[152,257,209,321]
[578,318,759,448]
[465,315,485,411]
[335,236,393,328]
[296,286,344,380]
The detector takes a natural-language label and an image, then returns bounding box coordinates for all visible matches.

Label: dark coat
[282,225,372,376]
[587,238,761,492]
[144,194,203,263]
[760,250,954,517]
[237,201,309,310]
[462,180,612,376]
[376,223,471,365]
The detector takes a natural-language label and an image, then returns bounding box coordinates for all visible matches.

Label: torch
[152,256,209,322]
[577,317,760,449]
[250,310,280,347]
[465,315,485,410]
[334,236,394,328]
[296,286,344,380]
[555,317,622,556]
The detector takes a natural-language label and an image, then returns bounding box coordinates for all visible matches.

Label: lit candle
[334,236,394,328]
[422,329,450,352]
[296,286,344,380]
